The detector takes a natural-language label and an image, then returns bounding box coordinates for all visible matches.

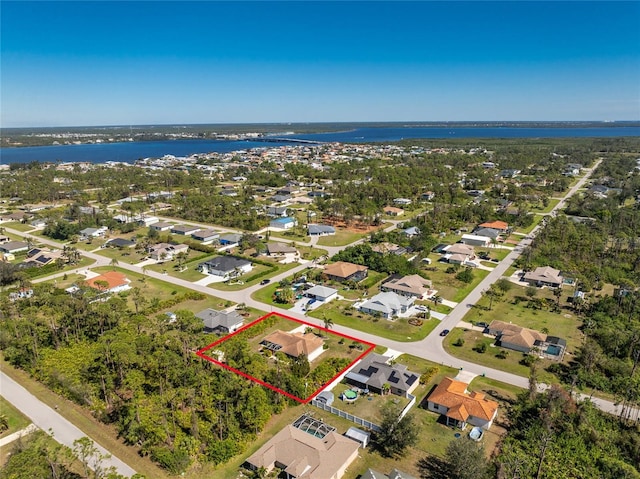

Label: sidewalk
[0,423,38,447]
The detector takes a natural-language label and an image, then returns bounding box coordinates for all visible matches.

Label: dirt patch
[322,216,382,233]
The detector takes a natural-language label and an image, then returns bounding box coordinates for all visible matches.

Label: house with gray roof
[197,256,252,278]
[170,224,201,236]
[359,291,414,320]
[308,224,336,236]
[345,353,419,397]
[0,241,29,254]
[196,308,244,334]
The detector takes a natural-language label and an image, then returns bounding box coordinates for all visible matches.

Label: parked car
[260,279,271,285]
[439,329,450,337]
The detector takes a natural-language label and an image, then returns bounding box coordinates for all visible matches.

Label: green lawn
[461,285,583,355]
[420,257,489,303]
[515,213,546,234]
[209,261,300,292]
[308,300,440,342]
[297,245,328,260]
[317,229,366,247]
[251,282,295,309]
[443,328,558,385]
[1,221,35,232]
[0,396,31,439]
[530,198,560,213]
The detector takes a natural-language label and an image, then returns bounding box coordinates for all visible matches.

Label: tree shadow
[417,455,450,479]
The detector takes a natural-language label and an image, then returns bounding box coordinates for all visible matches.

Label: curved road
[4,158,633,476]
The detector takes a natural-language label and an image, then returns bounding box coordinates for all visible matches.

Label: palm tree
[432,295,443,307]
[323,314,334,331]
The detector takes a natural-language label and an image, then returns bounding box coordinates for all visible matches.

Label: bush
[520,354,537,366]
[496,350,509,359]
[454,338,465,347]
[419,366,439,384]
[474,342,487,353]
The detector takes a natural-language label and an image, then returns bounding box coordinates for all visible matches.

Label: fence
[311,400,382,432]
[399,393,416,420]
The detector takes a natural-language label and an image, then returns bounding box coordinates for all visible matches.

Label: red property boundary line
[195,312,375,404]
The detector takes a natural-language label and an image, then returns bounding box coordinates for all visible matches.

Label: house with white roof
[359,291,415,320]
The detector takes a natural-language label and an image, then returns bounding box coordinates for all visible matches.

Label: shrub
[419,366,439,384]
[496,350,509,359]
[454,338,465,347]
[474,342,487,353]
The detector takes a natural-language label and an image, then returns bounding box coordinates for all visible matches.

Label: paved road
[6,157,634,464]
[0,372,137,477]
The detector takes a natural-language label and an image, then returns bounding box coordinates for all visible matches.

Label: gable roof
[324,261,368,279]
[245,424,359,479]
[428,377,498,422]
[195,308,244,331]
[261,330,324,358]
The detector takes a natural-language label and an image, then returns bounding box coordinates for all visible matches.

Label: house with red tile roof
[427,377,499,429]
[86,271,131,294]
[478,220,509,232]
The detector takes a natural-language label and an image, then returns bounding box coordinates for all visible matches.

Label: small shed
[345,427,370,448]
[315,391,334,407]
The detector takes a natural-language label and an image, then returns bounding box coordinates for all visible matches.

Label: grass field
[1,222,35,232]
[0,396,31,439]
[308,300,440,342]
[317,229,367,247]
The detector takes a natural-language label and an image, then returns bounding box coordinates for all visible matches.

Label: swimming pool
[546,345,562,356]
[343,390,358,400]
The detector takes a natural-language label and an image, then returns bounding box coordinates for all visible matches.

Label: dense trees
[331,243,420,276]
[494,386,640,478]
[0,286,289,472]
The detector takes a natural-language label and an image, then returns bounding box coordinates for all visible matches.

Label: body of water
[2,126,639,165]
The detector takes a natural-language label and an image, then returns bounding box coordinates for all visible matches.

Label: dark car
[440,329,450,337]
[260,279,271,285]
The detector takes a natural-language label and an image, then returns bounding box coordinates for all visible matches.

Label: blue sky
[1,1,639,126]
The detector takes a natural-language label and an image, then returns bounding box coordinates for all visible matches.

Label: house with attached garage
[79,226,108,240]
[266,242,299,263]
[380,274,432,299]
[191,229,219,243]
[195,308,244,334]
[149,221,173,232]
[197,256,252,278]
[244,415,360,479]
[345,353,419,397]
[269,216,297,230]
[86,271,131,294]
[358,291,414,320]
[308,224,336,236]
[170,224,201,236]
[261,330,324,361]
[0,241,29,255]
[427,377,499,430]
[323,261,368,283]
[266,206,289,217]
[522,266,563,288]
[147,242,189,261]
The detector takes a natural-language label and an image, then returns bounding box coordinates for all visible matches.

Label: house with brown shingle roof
[383,206,404,216]
[380,274,432,299]
[261,330,325,361]
[323,261,368,283]
[245,417,360,479]
[523,266,563,288]
[487,320,547,353]
[427,377,499,429]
